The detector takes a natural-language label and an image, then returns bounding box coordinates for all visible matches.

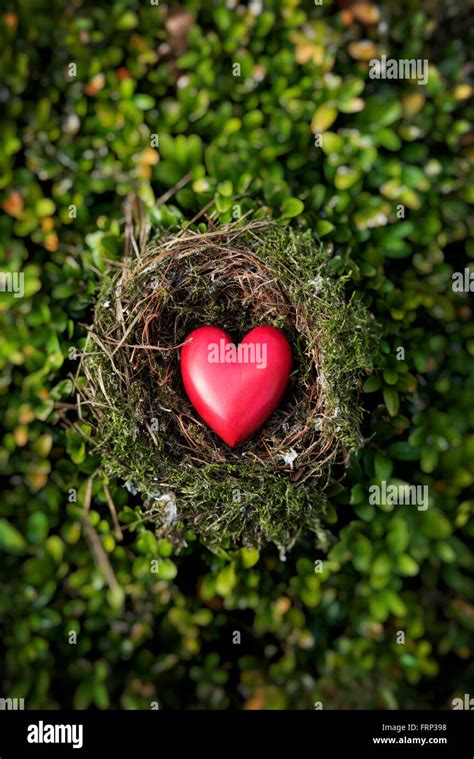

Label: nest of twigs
[76,216,377,553]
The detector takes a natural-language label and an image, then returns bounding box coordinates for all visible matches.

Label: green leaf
[36,198,56,217]
[65,430,86,464]
[311,104,338,132]
[386,441,420,461]
[422,510,452,539]
[397,554,419,576]
[374,453,393,480]
[240,547,260,568]
[387,524,410,554]
[281,198,304,218]
[116,11,138,29]
[133,94,155,110]
[369,593,389,622]
[420,446,439,473]
[215,563,236,596]
[158,539,173,558]
[372,553,392,577]
[74,681,94,710]
[217,180,233,197]
[396,373,417,392]
[93,682,110,709]
[350,483,365,504]
[363,375,382,392]
[154,558,177,581]
[135,530,158,555]
[400,653,418,668]
[50,379,73,400]
[353,534,372,572]
[383,368,398,385]
[155,161,184,187]
[385,590,408,617]
[0,519,27,554]
[215,194,233,213]
[321,131,344,155]
[26,512,49,545]
[316,220,335,237]
[335,166,360,191]
[354,503,376,521]
[383,387,400,416]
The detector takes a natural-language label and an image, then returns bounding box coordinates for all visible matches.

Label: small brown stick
[81,515,121,593]
[154,171,193,206]
[103,482,124,541]
[82,475,94,517]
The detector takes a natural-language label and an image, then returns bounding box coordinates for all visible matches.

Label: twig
[81,515,121,593]
[155,171,192,206]
[102,482,124,541]
[82,475,94,517]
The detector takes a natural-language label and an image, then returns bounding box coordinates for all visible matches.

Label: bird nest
[76,216,377,553]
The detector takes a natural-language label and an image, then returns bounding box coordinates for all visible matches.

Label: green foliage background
[0,0,473,709]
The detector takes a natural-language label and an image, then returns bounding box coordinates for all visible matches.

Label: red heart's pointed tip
[221,434,239,448]
[224,440,237,448]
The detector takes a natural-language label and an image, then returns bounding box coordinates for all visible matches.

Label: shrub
[0,0,472,709]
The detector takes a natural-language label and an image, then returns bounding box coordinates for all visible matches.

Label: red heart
[180,326,292,447]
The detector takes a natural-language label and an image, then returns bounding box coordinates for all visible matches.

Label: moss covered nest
[76,217,378,553]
